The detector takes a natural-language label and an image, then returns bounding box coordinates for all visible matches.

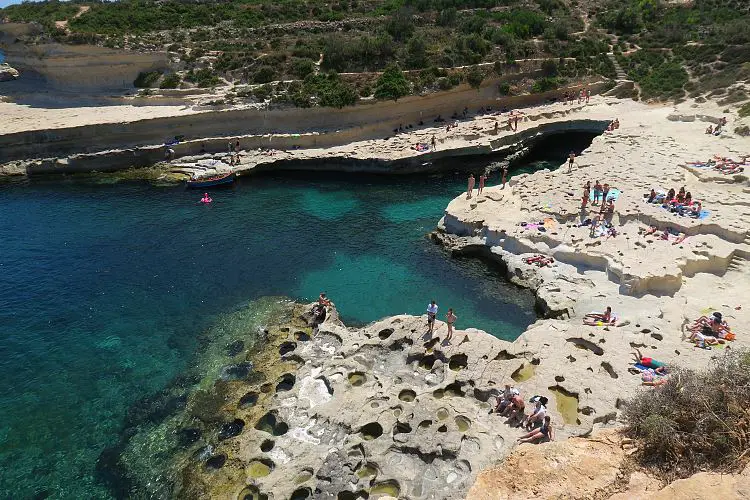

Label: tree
[465,67,483,88]
[386,7,415,42]
[253,66,277,84]
[374,64,411,100]
[292,58,316,79]
[406,34,428,69]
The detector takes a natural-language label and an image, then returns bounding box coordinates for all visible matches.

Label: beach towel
[591,188,621,203]
[697,210,710,220]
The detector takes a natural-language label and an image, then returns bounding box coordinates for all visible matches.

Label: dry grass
[622,349,750,480]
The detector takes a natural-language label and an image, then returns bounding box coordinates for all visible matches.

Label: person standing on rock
[567,151,576,173]
[426,301,438,334]
[445,308,457,342]
[431,135,436,150]
[478,174,486,195]
[593,180,603,205]
[581,181,590,209]
[501,167,508,189]
[467,174,475,199]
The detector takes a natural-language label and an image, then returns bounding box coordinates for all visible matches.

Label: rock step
[606,53,628,80]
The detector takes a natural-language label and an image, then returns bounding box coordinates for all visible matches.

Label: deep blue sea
[0,134,594,498]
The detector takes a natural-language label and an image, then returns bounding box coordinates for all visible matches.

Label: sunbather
[584,306,614,325]
[517,416,554,443]
[632,348,668,374]
[490,384,520,414]
[522,399,547,431]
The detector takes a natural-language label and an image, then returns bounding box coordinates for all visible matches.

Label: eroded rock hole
[555,375,565,382]
[238,485,269,500]
[437,425,447,433]
[260,383,273,394]
[601,362,618,379]
[276,373,296,392]
[218,418,245,440]
[260,439,274,452]
[378,328,394,340]
[494,350,516,360]
[279,341,297,356]
[651,333,663,341]
[445,382,465,397]
[239,391,259,409]
[290,487,312,500]
[370,480,400,498]
[398,389,416,402]
[219,361,253,381]
[295,331,311,342]
[205,454,226,470]
[348,372,367,386]
[566,337,604,356]
[449,354,468,371]
[255,412,289,436]
[419,355,436,370]
[419,420,433,429]
[338,491,368,500]
[393,422,412,435]
[247,458,274,478]
[360,422,383,440]
[455,416,471,432]
[294,468,314,484]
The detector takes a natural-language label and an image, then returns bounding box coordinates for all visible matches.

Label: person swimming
[200,193,212,204]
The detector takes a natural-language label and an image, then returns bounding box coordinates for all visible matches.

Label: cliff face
[0,23,168,90]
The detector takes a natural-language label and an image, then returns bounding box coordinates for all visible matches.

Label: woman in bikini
[445,308,457,342]
[584,306,613,325]
[518,416,554,443]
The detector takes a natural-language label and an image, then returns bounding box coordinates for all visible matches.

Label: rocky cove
[97,95,750,500]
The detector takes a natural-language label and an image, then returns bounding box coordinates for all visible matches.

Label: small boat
[186,171,236,189]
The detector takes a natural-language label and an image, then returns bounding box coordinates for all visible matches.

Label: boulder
[0,63,20,82]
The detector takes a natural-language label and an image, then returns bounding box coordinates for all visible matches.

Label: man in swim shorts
[426,301,438,334]
[567,152,575,173]
[445,308,457,342]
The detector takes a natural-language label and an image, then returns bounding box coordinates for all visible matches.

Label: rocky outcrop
[0,23,167,90]
[0,63,19,81]
[467,429,750,499]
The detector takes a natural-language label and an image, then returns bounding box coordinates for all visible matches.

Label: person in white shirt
[523,400,547,430]
[426,301,438,334]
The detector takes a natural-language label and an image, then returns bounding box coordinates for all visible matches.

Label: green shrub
[374,64,411,100]
[541,59,559,77]
[303,72,357,108]
[133,70,162,88]
[735,125,749,137]
[739,102,750,118]
[498,82,511,95]
[465,67,483,88]
[623,349,750,478]
[531,76,561,93]
[159,73,181,89]
[253,65,278,84]
[292,58,316,79]
[185,68,221,88]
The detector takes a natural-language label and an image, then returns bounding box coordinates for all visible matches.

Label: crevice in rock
[566,337,604,356]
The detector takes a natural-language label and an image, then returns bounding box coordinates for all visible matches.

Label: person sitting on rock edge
[318,292,332,308]
[518,416,554,443]
[490,384,520,414]
[522,399,547,431]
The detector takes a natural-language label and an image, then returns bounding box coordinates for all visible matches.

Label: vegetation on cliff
[623,348,750,479]
[1,0,748,103]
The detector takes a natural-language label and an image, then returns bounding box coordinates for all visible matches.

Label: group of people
[562,87,591,105]
[490,385,555,443]
[687,311,736,348]
[645,186,703,218]
[426,300,458,343]
[688,155,747,175]
[466,168,509,198]
[705,117,727,136]
[227,139,242,166]
[581,180,615,214]
[606,118,620,131]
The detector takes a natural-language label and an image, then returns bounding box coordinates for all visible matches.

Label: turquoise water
[0,133,594,498]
